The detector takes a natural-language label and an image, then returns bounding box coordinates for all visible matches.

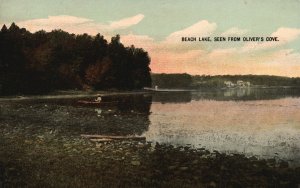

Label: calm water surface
[1,88,300,165]
[145,89,300,164]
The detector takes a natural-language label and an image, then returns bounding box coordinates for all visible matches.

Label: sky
[1,0,300,77]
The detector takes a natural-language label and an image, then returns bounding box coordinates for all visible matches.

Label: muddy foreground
[0,96,300,187]
[1,128,300,187]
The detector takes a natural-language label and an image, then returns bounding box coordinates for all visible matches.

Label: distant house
[237,80,245,87]
[237,80,251,87]
[224,80,251,88]
[224,81,235,88]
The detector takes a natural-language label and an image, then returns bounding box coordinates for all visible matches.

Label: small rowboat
[77,100,118,106]
[77,100,101,104]
[143,87,195,92]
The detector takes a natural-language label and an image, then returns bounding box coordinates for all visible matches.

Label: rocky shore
[0,96,299,187]
[0,128,299,187]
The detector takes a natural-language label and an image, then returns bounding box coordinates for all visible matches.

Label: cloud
[120,33,156,52]
[221,27,248,36]
[109,14,144,30]
[13,15,300,77]
[274,28,300,43]
[119,20,217,55]
[242,27,300,52]
[122,24,300,77]
[267,49,300,65]
[165,20,217,43]
[254,49,300,76]
[121,34,154,46]
[208,48,237,57]
[151,50,205,73]
[158,24,300,76]
[17,15,96,34]
[16,14,145,35]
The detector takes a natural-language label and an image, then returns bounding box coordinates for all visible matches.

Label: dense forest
[1,22,299,95]
[0,23,151,95]
[152,74,300,89]
[151,73,192,89]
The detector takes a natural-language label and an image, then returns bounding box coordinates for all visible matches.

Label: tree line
[151,73,192,89]
[192,75,300,88]
[0,23,151,95]
[152,73,300,89]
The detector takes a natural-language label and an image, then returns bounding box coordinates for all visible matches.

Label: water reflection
[105,95,152,115]
[192,87,300,101]
[152,92,192,103]
[3,94,152,136]
[144,89,300,165]
[148,88,300,104]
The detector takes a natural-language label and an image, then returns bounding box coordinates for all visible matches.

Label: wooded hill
[0,23,151,95]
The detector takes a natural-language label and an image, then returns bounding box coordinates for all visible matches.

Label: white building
[224,80,251,88]
[224,81,235,88]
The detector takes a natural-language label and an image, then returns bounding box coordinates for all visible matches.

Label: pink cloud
[242,27,300,52]
[165,20,217,43]
[221,27,248,36]
[109,14,144,30]
[121,34,155,49]
[16,14,145,35]
[120,27,300,77]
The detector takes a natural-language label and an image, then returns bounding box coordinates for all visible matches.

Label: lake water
[1,88,300,165]
[146,94,300,165]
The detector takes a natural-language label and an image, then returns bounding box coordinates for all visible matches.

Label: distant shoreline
[2,73,300,96]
